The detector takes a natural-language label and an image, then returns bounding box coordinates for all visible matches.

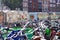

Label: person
[32,31,41,40]
[50,28,56,40]
[14,24,16,27]
[58,17,60,28]
[0,31,4,40]
[58,17,60,23]
[7,30,27,40]
[20,31,27,40]
[16,23,21,27]
[5,27,9,32]
[44,28,51,40]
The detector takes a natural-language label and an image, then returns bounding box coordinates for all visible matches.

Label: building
[23,0,28,11]
[23,0,49,12]
[23,0,42,12]
[1,0,60,12]
[23,0,48,12]
[28,0,42,12]
[23,0,60,12]
[42,0,49,12]
[49,0,60,12]
[42,0,60,12]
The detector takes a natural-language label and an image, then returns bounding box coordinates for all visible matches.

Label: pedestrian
[32,31,41,40]
[44,28,51,40]
[0,31,4,40]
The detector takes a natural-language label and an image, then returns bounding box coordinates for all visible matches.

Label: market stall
[37,12,48,19]
[6,11,29,23]
[51,12,60,19]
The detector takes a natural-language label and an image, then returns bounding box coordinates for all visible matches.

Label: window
[23,8,28,11]
[38,4,42,8]
[23,0,28,1]
[53,0,56,3]
[33,6,36,8]
[34,0,36,2]
[50,4,56,7]
[57,0,60,4]
[28,3,32,7]
[44,4,48,8]
[25,0,28,1]
[44,1,47,4]
[23,3,28,7]
[28,8,32,12]
[28,0,32,3]
[43,4,48,12]
[38,0,42,3]
[50,0,56,3]
[38,9,42,12]
[44,8,48,12]
[30,1,32,3]
[50,0,52,2]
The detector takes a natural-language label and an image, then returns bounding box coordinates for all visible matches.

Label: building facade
[23,0,42,12]
[49,0,60,12]
[28,0,42,12]
[23,0,28,11]
[42,0,49,12]
[42,0,60,12]
[23,0,60,12]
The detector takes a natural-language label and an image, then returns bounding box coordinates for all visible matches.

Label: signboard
[29,12,38,20]
[30,15,34,20]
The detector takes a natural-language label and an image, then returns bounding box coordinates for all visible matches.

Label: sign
[29,12,38,20]
[30,15,34,20]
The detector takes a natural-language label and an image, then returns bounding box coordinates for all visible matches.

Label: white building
[23,0,28,11]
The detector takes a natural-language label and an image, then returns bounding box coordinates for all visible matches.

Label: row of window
[43,4,60,7]
[23,0,58,8]
[23,0,60,12]
[28,0,42,3]
[28,8,42,12]
[23,0,60,4]
[23,1,28,7]
[23,0,28,2]
[50,0,60,4]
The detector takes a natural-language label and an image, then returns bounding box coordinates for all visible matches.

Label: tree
[3,0,23,10]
